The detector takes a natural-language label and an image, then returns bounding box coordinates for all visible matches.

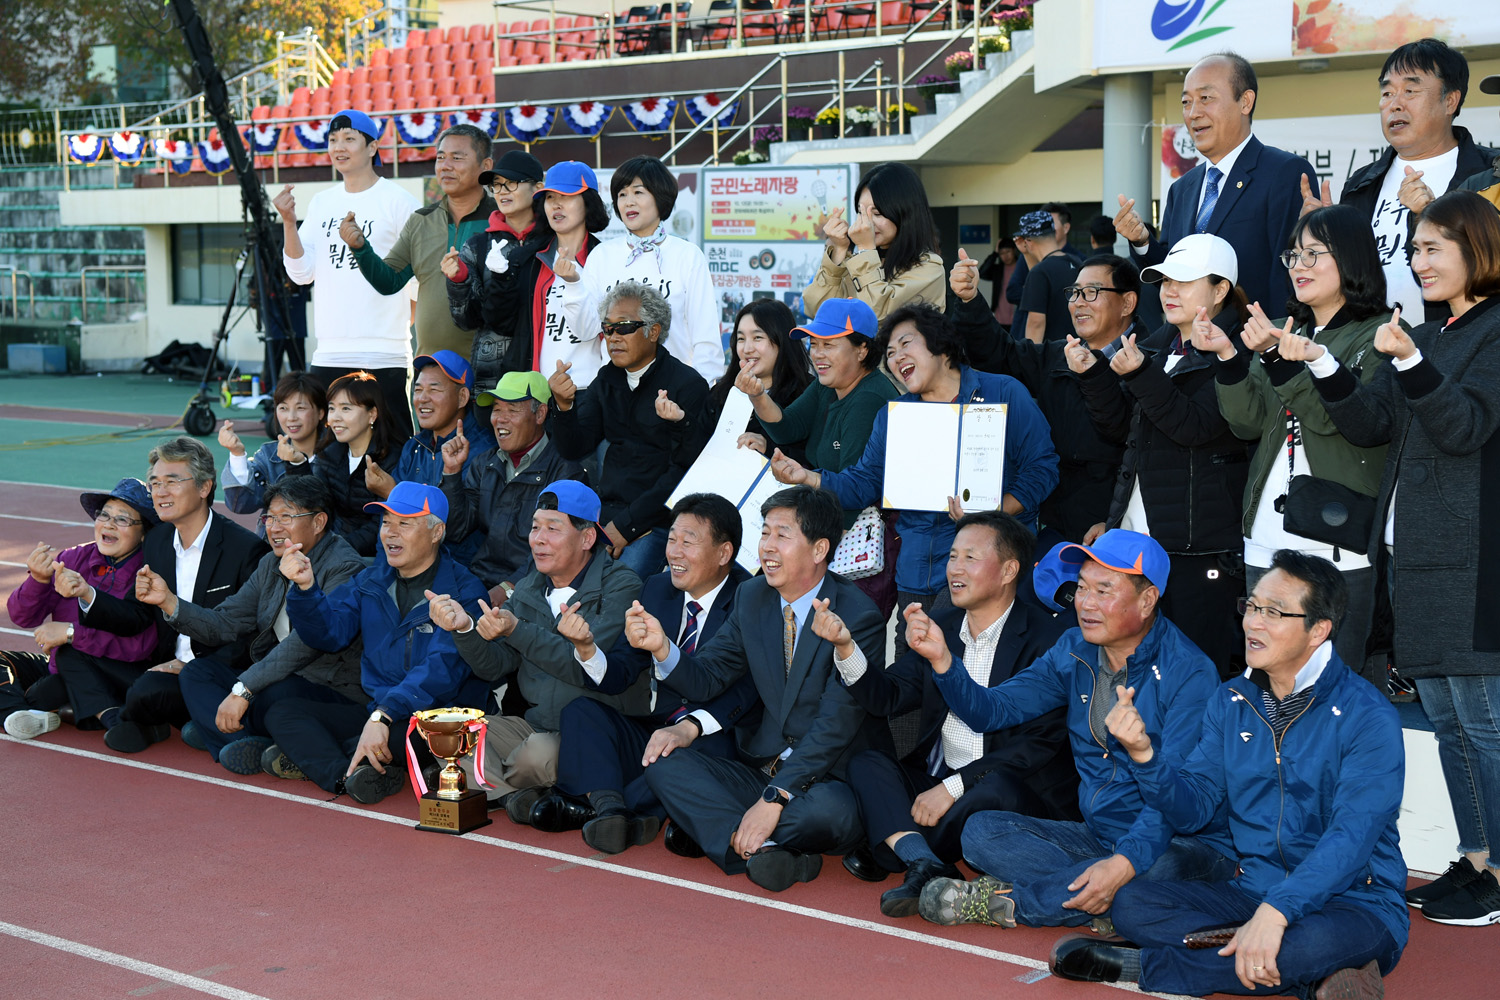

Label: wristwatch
[230,681,253,701]
[369,709,391,726]
[65,623,74,643]
[761,786,787,806]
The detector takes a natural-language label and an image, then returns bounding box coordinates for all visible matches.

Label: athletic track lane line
[0,919,275,1000]
[3,736,1187,998]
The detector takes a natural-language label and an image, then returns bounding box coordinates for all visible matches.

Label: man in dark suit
[64,437,269,753]
[834,512,1076,917]
[1115,52,1317,310]
[630,486,890,892]
[545,493,760,855]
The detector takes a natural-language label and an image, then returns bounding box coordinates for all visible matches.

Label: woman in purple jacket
[3,479,159,739]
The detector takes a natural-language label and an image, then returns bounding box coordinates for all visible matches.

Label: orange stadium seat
[475,73,497,97]
[519,54,543,65]
[330,67,351,87]
[452,58,476,80]
[410,61,434,81]
[349,66,370,85]
[434,77,457,99]
[391,64,413,84]
[445,26,466,46]
[387,46,409,66]
[392,81,416,108]
[368,65,390,84]
[473,39,495,62]
[369,47,390,67]
[413,78,437,100]
[466,23,488,44]
[250,104,270,120]
[349,83,372,104]
[496,55,519,69]
[370,81,393,103]
[429,43,451,64]
[405,28,428,46]
[290,85,311,105]
[450,41,472,61]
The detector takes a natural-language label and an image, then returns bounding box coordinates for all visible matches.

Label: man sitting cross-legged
[136,476,367,775]
[915,529,1235,930]
[546,492,761,855]
[266,482,492,804]
[629,486,892,892]
[424,480,645,821]
[1051,550,1406,999]
[836,511,1076,917]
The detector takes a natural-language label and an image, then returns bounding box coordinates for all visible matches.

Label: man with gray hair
[547,281,712,579]
[68,436,268,753]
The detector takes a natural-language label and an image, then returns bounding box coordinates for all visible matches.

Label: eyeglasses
[1280,248,1333,270]
[94,511,144,529]
[492,178,532,193]
[601,320,648,337]
[1237,598,1309,621]
[258,511,318,529]
[147,475,194,492]
[1064,285,1124,303]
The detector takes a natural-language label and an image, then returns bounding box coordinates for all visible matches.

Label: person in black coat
[839,512,1075,917]
[64,438,268,753]
[1071,234,1253,677]
[547,281,712,580]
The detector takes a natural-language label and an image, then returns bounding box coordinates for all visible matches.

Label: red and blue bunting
[683,94,739,128]
[197,137,235,175]
[67,133,104,163]
[448,108,499,138]
[293,119,331,151]
[504,105,555,145]
[394,111,444,145]
[155,138,195,174]
[622,98,676,133]
[245,122,282,155]
[562,102,612,138]
[107,131,147,163]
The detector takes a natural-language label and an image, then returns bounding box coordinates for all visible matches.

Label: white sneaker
[4,709,61,740]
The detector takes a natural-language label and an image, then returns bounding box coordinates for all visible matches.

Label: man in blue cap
[909,529,1234,932]
[266,481,491,804]
[275,108,422,442]
[438,370,585,598]
[425,479,645,821]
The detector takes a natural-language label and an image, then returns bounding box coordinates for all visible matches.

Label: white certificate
[882,400,1007,513]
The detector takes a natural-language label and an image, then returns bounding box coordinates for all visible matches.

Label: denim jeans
[616,525,669,580]
[1112,879,1402,998]
[960,812,1236,927]
[1416,674,1500,867]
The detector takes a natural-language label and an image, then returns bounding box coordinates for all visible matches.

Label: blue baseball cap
[1057,530,1170,595]
[329,108,383,165]
[1031,541,1078,613]
[537,161,598,196]
[792,297,878,340]
[79,478,160,527]
[538,479,601,523]
[414,350,474,391]
[364,481,449,522]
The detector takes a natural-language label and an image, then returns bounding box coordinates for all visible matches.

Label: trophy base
[415,788,493,835]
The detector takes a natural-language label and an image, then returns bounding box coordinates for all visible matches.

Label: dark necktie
[1195,165,1223,233]
[679,600,702,656]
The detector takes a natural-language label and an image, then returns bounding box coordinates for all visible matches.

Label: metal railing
[0,267,37,319]
[345,3,442,68]
[80,266,146,323]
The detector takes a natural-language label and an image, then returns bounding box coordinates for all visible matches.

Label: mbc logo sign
[1152,0,1236,51]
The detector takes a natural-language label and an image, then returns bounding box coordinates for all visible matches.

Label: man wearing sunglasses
[127,476,368,777]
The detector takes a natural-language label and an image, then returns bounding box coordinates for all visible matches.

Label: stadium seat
[445,25,466,46]
[519,54,543,66]
[349,82,372,104]
[349,66,370,85]
[392,81,416,109]
[370,81,393,103]
[387,47,410,66]
[514,39,537,58]
[407,44,430,64]
[509,19,530,36]
[452,58,476,80]
[466,23,488,44]
[497,55,519,68]
[330,67,350,87]
[476,74,497,97]
[414,78,437,100]
[450,41,471,62]
[369,65,391,84]
[290,85,311,105]
[391,64,413,84]
[410,61,434,81]
[473,39,495,62]
[369,48,390,67]
[428,43,451,64]
[250,104,271,120]
[405,28,428,46]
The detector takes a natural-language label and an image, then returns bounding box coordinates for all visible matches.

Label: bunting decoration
[197,137,235,175]
[293,119,331,151]
[67,133,105,163]
[683,93,739,128]
[562,101,612,138]
[622,98,676,133]
[448,108,499,137]
[155,138,195,174]
[107,131,147,163]
[245,121,282,155]
[394,111,444,145]
[503,104,555,145]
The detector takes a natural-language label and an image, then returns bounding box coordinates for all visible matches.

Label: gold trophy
[412,707,492,835]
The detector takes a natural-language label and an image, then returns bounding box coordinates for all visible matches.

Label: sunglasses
[601,320,648,337]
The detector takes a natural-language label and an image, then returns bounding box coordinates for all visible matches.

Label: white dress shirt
[171,511,213,662]
[1197,133,1254,219]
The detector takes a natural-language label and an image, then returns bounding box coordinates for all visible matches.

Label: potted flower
[944,50,975,78]
[786,104,816,140]
[886,102,919,132]
[977,33,1010,62]
[753,124,782,154]
[813,107,841,140]
[733,148,769,165]
[916,73,958,112]
[993,0,1035,41]
[844,106,880,138]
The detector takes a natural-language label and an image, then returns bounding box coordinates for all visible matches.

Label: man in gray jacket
[426,480,644,820]
[138,476,366,775]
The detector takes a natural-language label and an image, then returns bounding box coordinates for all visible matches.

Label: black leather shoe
[503,787,544,825]
[880,859,961,917]
[841,843,890,883]
[583,811,663,855]
[104,721,170,754]
[528,791,595,833]
[663,820,705,859]
[1049,934,1141,983]
[746,846,823,892]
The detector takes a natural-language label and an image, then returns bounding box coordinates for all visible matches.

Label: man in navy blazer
[632,486,891,892]
[546,494,761,855]
[1117,53,1316,310]
[836,512,1078,917]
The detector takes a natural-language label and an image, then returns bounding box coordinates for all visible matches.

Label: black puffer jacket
[446,213,532,387]
[283,440,392,558]
[1075,320,1251,554]
[483,231,603,375]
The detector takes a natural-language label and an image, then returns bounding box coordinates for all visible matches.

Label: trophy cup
[412,707,492,835]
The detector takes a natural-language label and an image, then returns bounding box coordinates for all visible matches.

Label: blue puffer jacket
[1130,651,1408,951]
[820,365,1059,594]
[223,441,292,523]
[932,613,1228,875]
[286,552,492,720]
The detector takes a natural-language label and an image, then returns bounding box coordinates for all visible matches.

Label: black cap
[480,150,545,188]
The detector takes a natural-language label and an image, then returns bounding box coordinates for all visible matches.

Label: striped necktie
[1195,166,1223,233]
[782,604,796,676]
[679,600,703,656]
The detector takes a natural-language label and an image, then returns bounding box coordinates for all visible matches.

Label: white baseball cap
[1141,233,1238,285]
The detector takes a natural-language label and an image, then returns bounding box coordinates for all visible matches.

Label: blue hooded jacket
[932,613,1229,875]
[819,365,1059,594]
[286,550,492,719]
[1129,650,1408,952]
